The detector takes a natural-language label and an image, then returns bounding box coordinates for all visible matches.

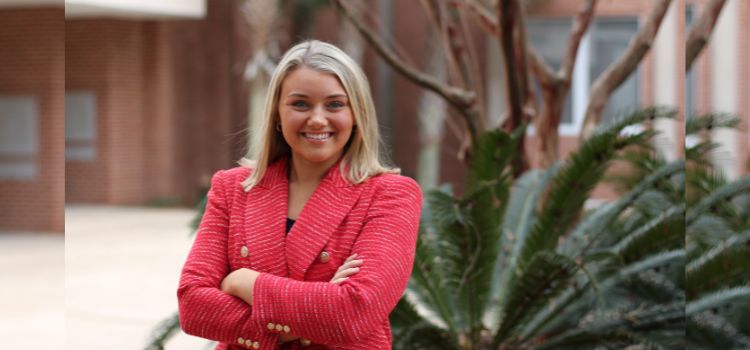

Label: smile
[302,132,334,141]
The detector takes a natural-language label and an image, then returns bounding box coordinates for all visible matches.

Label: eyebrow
[287,93,348,99]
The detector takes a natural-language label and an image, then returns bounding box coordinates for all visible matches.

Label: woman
[177,40,423,350]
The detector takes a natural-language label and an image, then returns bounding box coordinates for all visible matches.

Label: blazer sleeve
[249,175,423,345]
[177,170,279,350]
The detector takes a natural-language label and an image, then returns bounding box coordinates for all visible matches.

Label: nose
[307,106,328,128]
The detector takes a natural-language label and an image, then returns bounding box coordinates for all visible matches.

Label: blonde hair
[240,40,399,191]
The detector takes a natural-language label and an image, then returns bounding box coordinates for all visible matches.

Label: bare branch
[580,0,673,139]
[686,0,727,71]
[559,0,598,82]
[420,0,467,89]
[332,0,479,145]
[331,0,476,106]
[456,0,499,37]
[457,3,488,127]
[498,0,524,132]
[527,48,557,88]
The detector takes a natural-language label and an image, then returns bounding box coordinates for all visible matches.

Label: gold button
[319,251,330,263]
[275,323,283,331]
[300,338,311,346]
[240,245,249,257]
[237,337,244,344]
[283,325,290,333]
[252,341,260,349]
[267,322,275,330]
[245,339,253,346]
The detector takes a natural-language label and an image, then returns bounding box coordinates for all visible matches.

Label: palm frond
[515,110,670,277]
[687,312,750,349]
[612,205,685,264]
[563,161,684,257]
[144,312,180,350]
[685,113,740,135]
[686,177,750,224]
[686,231,750,298]
[687,286,750,316]
[492,252,581,347]
[457,128,521,341]
[488,164,560,326]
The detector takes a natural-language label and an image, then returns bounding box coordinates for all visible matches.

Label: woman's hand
[330,253,363,284]
[220,268,260,305]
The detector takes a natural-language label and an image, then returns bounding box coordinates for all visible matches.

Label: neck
[289,155,341,184]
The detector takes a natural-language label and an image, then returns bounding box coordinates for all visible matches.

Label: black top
[285,217,296,234]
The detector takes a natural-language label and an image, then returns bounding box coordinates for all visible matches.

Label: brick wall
[0,8,64,233]
[65,0,247,206]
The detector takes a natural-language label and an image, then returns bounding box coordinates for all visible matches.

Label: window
[493,16,641,135]
[65,91,97,161]
[0,96,38,180]
[527,18,574,124]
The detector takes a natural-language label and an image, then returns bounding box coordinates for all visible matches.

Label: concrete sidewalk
[64,205,210,350]
[0,232,64,350]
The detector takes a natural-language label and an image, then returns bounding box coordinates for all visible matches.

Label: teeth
[303,133,332,140]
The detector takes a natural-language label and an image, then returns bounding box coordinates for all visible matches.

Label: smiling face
[278,66,355,169]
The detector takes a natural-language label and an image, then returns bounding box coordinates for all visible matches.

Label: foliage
[684,114,750,349]
[391,108,691,349]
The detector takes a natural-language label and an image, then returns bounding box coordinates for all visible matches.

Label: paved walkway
[2,205,212,350]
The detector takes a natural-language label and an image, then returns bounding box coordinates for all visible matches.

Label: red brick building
[0,5,64,232]
[0,0,747,232]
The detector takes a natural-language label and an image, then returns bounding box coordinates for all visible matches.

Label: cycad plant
[390,107,688,349]
[684,114,750,349]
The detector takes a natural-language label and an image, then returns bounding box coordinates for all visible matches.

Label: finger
[331,277,348,284]
[341,259,364,269]
[336,267,360,278]
[344,253,358,263]
[334,261,361,275]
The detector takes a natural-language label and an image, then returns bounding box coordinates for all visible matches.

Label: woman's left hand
[220,268,261,305]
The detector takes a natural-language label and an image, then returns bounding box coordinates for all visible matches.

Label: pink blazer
[177,158,423,350]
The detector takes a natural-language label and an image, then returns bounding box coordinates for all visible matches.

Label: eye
[290,100,308,108]
[327,101,346,109]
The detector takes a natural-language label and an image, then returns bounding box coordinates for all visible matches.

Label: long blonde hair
[240,40,398,191]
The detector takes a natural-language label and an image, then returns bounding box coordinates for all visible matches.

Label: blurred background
[0,0,748,349]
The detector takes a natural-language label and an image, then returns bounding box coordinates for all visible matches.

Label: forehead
[280,66,347,97]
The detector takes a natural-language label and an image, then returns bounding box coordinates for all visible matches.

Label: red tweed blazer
[177,158,423,350]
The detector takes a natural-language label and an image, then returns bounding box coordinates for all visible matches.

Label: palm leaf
[487,164,560,328]
[686,231,750,299]
[687,312,750,349]
[563,161,684,257]
[612,204,685,264]
[685,113,740,135]
[492,252,580,347]
[686,177,750,224]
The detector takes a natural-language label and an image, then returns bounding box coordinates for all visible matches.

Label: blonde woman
[177,40,423,349]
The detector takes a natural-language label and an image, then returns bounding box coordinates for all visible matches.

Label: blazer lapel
[243,159,289,276]
[285,162,363,280]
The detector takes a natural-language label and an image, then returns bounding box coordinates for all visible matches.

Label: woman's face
[278,67,355,167]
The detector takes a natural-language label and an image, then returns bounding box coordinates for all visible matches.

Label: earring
[275,123,281,132]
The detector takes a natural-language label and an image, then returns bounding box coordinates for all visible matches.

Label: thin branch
[457,2,488,127]
[559,0,598,82]
[514,1,532,118]
[580,0,673,139]
[330,0,476,111]
[421,0,468,89]
[457,0,499,37]
[498,0,524,132]
[527,48,557,88]
[686,0,727,71]
[332,0,479,147]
